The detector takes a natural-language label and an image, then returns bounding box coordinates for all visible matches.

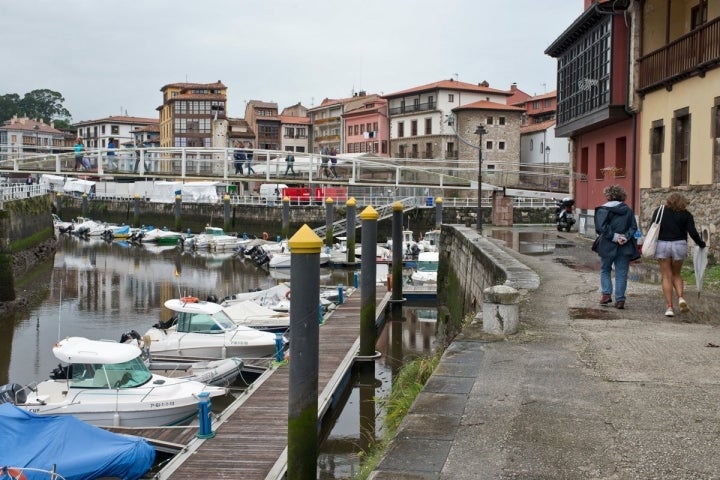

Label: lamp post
[33,125,40,154]
[544,145,551,190]
[475,125,487,233]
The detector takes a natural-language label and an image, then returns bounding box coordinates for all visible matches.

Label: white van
[259,183,287,201]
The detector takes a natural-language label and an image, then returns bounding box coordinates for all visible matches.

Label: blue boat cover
[0,403,155,480]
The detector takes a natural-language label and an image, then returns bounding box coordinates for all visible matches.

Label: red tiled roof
[520,119,556,134]
[1,117,64,134]
[160,81,226,91]
[452,100,525,112]
[247,100,278,109]
[74,115,157,126]
[529,90,557,101]
[384,79,511,98]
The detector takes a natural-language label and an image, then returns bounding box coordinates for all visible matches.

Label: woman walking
[651,192,706,317]
[594,185,639,309]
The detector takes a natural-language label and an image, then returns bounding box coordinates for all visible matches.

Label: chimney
[511,82,518,91]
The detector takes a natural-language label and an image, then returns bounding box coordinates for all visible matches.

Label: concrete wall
[436,225,539,340]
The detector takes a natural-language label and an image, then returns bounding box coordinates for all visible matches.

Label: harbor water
[1,235,438,479]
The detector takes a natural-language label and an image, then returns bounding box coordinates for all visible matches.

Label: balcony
[388,101,436,116]
[638,16,720,94]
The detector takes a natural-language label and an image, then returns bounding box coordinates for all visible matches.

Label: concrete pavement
[370,231,720,479]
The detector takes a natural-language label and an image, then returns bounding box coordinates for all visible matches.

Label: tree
[0,93,21,123]
[18,89,71,124]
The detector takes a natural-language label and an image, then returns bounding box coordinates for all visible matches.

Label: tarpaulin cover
[0,403,154,480]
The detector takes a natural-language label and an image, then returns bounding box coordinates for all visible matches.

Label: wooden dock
[136,287,391,479]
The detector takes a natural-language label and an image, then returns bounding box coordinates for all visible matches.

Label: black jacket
[594,201,638,259]
[652,206,705,247]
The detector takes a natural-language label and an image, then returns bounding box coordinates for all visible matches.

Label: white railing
[0,183,49,202]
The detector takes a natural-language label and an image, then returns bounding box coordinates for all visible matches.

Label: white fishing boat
[183,226,239,251]
[142,298,280,360]
[139,227,183,245]
[147,357,244,387]
[222,300,290,332]
[418,229,441,252]
[221,283,339,313]
[410,251,439,286]
[268,250,331,268]
[0,337,226,427]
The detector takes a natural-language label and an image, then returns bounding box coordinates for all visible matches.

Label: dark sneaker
[614,301,625,309]
[600,294,612,305]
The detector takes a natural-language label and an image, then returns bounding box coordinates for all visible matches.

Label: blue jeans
[600,254,630,302]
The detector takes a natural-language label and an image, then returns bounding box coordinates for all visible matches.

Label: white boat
[3,337,226,427]
[410,251,439,286]
[221,283,339,313]
[72,217,108,237]
[268,250,331,268]
[418,229,441,252]
[142,298,280,360]
[148,357,244,387]
[184,226,239,251]
[139,227,183,245]
[222,300,290,332]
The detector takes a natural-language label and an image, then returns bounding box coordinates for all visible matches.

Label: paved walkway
[371,232,720,479]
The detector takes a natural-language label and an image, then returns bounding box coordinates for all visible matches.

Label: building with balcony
[637,0,719,249]
[342,97,389,157]
[74,115,157,151]
[279,115,310,153]
[244,100,280,150]
[545,0,636,228]
[383,79,513,161]
[0,116,69,160]
[157,81,227,149]
[307,92,381,154]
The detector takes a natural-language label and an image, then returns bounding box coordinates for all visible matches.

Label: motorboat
[71,217,107,237]
[268,250,331,268]
[0,403,155,480]
[410,251,439,286]
[138,226,183,245]
[183,226,239,251]
[221,283,339,314]
[147,357,244,387]
[418,229,441,252]
[222,300,290,332]
[0,336,226,427]
[142,298,280,360]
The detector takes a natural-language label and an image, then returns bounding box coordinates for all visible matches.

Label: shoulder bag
[641,205,664,258]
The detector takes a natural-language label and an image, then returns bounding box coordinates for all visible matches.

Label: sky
[1,0,583,123]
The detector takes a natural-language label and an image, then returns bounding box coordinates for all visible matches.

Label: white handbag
[641,204,664,258]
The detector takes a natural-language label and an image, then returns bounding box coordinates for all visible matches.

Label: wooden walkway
[145,287,390,480]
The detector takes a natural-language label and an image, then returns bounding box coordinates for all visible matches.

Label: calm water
[1,235,438,479]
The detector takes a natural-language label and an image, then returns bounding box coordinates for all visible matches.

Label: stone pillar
[390,201,405,306]
[492,191,514,227]
[482,284,520,335]
[174,194,182,232]
[81,193,88,216]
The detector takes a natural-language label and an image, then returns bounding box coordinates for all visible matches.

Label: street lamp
[475,125,487,233]
[544,145,551,190]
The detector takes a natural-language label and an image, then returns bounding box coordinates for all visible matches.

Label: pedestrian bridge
[0,146,565,201]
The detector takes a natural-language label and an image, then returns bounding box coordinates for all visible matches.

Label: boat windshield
[417,260,439,272]
[69,356,152,389]
[176,310,236,333]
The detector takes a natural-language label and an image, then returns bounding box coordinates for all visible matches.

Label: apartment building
[74,115,157,151]
[244,100,280,150]
[158,81,227,148]
[342,97,389,157]
[0,116,69,158]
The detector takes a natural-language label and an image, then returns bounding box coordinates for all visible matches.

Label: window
[530,139,534,150]
[595,143,605,180]
[398,122,404,138]
[285,127,295,138]
[366,123,371,132]
[485,141,493,150]
[691,3,707,29]
[499,141,505,150]
[498,117,506,126]
[580,146,589,179]
[347,126,352,136]
[101,126,106,134]
[425,142,433,158]
[487,116,493,125]
[425,118,432,135]
[672,108,690,186]
[533,101,541,109]
[448,94,454,102]
[411,120,418,136]
[544,99,552,108]
[354,125,359,135]
[373,122,378,131]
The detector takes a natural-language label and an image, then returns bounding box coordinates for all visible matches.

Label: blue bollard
[243,232,248,240]
[319,303,324,324]
[337,284,344,304]
[275,333,285,362]
[196,391,215,438]
[354,272,359,288]
[277,235,281,243]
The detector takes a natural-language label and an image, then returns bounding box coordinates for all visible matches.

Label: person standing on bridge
[73,139,84,171]
[284,153,296,176]
[245,143,255,175]
[233,142,245,175]
[593,184,640,310]
[106,137,117,170]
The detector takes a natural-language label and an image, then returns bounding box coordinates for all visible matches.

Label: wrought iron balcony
[638,16,720,94]
[388,101,436,116]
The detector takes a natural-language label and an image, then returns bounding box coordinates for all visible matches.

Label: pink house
[342,98,389,157]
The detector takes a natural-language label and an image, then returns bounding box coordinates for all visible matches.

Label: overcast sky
[1,1,582,123]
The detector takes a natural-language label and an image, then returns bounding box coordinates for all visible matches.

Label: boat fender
[180,296,199,303]
[285,290,291,300]
[2,468,27,480]
[262,232,269,241]
[0,383,27,405]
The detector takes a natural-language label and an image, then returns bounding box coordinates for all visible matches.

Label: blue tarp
[0,403,155,480]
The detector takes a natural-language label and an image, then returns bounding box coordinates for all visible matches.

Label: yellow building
[158,81,227,149]
[637,0,718,248]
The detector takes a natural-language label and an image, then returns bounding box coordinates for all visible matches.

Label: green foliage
[0,89,72,123]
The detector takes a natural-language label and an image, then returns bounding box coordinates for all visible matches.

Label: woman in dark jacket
[594,185,639,309]
[652,192,706,317]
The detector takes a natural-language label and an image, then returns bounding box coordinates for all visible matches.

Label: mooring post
[435,197,443,228]
[55,192,62,216]
[133,194,140,227]
[482,284,521,335]
[287,224,322,480]
[196,391,215,439]
[359,206,378,357]
[282,196,290,239]
[223,194,231,232]
[81,193,88,216]
[174,194,182,232]
[324,197,334,248]
[390,201,405,307]
[346,197,356,263]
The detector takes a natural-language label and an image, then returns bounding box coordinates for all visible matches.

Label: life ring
[285,290,291,300]
[262,232,269,241]
[180,296,199,303]
[4,468,27,480]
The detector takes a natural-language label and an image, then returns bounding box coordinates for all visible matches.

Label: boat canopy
[53,337,141,364]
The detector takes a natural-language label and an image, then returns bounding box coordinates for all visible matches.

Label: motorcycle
[555,197,575,232]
